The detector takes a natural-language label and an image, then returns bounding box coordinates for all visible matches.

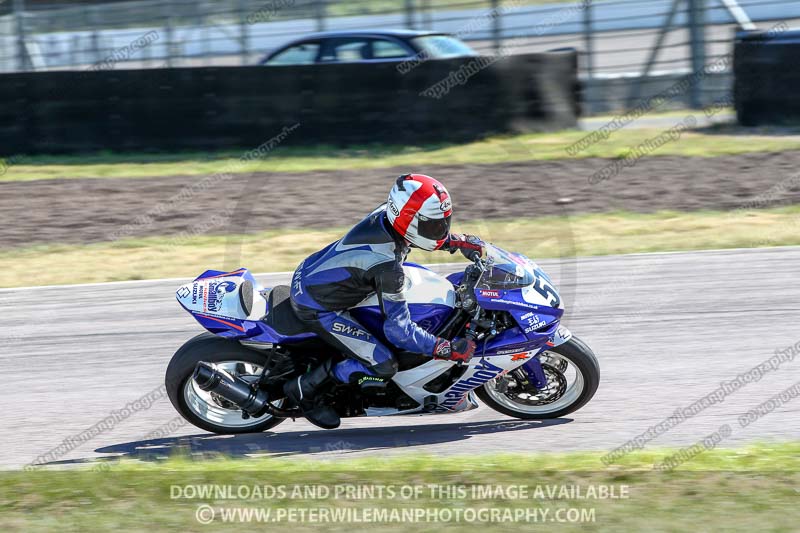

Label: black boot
[284,360,341,429]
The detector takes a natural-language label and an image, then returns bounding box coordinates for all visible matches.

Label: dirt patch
[4,151,800,248]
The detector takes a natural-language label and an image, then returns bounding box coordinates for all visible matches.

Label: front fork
[522,357,548,389]
[521,325,573,390]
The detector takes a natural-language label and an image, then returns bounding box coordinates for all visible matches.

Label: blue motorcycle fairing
[176,268,312,342]
[178,265,563,362]
[194,267,248,280]
[473,287,563,343]
[179,266,456,345]
[446,271,465,286]
[476,321,558,356]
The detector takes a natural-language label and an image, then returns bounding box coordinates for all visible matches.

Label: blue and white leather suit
[290,205,438,383]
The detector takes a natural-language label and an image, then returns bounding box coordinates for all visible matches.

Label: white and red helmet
[386,174,452,251]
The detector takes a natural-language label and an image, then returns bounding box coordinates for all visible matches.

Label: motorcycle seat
[262,285,309,337]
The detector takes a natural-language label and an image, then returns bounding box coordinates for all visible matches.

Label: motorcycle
[165,243,599,433]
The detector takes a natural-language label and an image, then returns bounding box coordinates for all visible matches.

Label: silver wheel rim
[183,360,282,429]
[483,351,585,415]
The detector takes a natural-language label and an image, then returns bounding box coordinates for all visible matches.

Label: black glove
[433,337,476,364]
[445,234,485,261]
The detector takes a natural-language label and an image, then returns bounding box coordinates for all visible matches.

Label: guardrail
[2,0,798,114]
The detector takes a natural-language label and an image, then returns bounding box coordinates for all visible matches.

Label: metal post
[421,0,432,29]
[71,34,79,69]
[13,0,27,71]
[627,0,683,106]
[582,0,594,80]
[198,2,208,65]
[238,0,249,65]
[718,0,756,31]
[315,0,327,32]
[89,6,101,66]
[688,0,707,108]
[405,0,415,30]
[163,0,174,67]
[491,0,502,55]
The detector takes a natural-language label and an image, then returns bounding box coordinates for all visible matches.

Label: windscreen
[475,244,536,290]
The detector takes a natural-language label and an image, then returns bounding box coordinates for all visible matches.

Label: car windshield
[411,35,477,59]
[476,244,536,290]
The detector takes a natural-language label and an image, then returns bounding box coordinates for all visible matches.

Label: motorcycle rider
[286,174,485,429]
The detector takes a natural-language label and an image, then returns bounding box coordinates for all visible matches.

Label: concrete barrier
[0,50,578,155]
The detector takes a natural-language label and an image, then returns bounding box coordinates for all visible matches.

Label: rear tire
[166,333,285,434]
[476,336,599,419]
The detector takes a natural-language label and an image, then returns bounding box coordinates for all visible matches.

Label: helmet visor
[417,213,451,241]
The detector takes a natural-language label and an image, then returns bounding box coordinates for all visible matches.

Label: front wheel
[165,333,286,434]
[476,336,599,419]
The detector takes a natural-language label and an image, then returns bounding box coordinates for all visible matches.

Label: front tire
[476,336,599,419]
[166,333,285,434]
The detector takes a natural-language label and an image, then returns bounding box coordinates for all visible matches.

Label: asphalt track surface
[3,246,799,469]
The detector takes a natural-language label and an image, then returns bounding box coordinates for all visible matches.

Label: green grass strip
[4,444,799,532]
[1,208,798,288]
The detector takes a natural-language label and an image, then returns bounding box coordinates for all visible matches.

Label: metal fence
[2,0,800,112]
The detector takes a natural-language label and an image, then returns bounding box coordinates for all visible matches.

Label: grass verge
[4,444,799,531]
[1,207,797,288]
[2,128,799,182]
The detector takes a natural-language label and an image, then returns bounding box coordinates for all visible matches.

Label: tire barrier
[734,26,800,127]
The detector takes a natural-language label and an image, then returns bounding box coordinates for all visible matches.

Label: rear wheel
[476,336,599,419]
[166,333,286,434]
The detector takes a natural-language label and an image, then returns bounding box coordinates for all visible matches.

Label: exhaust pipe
[193,362,270,417]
